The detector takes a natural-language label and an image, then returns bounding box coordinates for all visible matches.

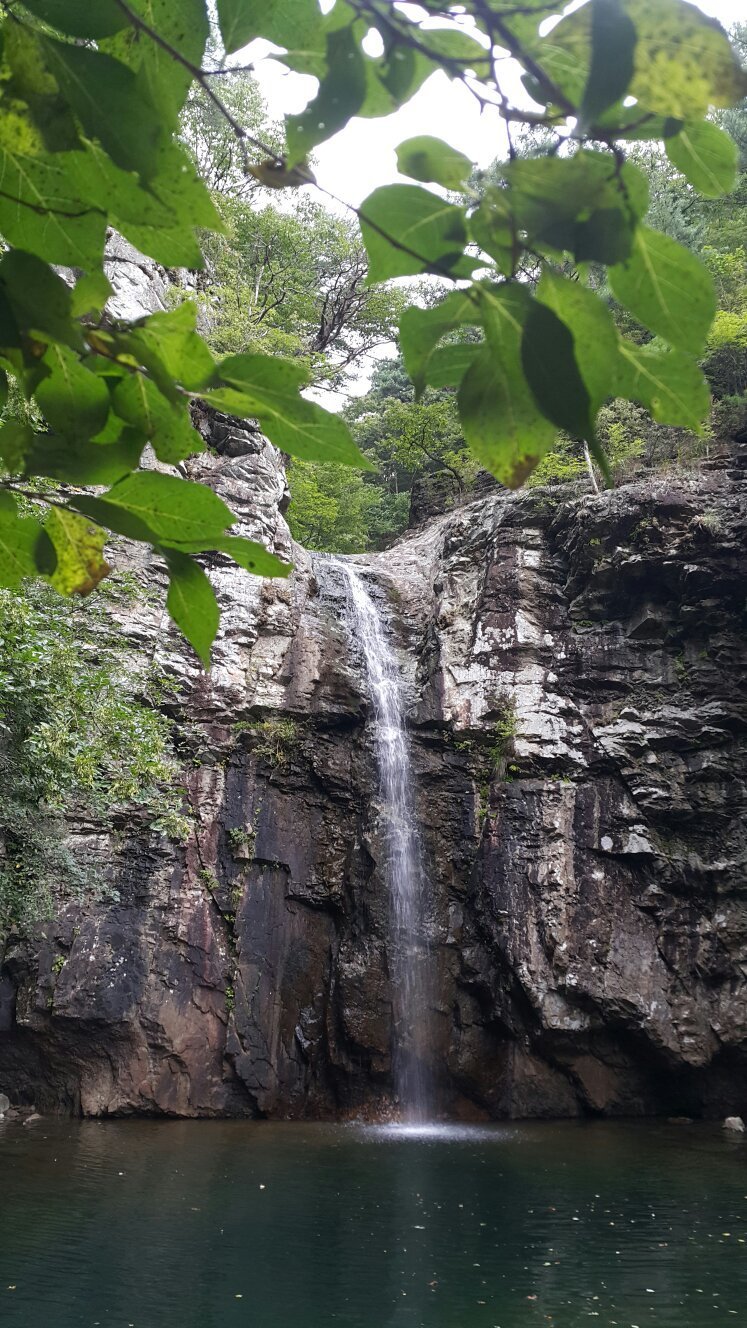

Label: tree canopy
[0,0,744,662]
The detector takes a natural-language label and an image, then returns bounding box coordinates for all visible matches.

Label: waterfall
[333,560,432,1123]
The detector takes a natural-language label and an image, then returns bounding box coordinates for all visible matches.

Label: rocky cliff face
[1,419,745,1121]
[1,254,746,1119]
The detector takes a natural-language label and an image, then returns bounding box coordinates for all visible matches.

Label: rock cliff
[1,241,746,1120]
[1,412,745,1120]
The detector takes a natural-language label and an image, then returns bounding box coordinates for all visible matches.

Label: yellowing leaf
[46,507,110,595]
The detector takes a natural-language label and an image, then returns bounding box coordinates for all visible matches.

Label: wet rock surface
[1,421,746,1119]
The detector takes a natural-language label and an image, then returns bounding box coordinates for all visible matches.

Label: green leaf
[77,472,234,545]
[111,375,205,464]
[126,0,209,125]
[217,0,322,56]
[287,25,367,165]
[396,136,473,190]
[0,492,43,588]
[42,37,166,180]
[470,187,515,276]
[20,0,128,38]
[501,151,648,263]
[421,344,480,389]
[457,284,555,488]
[359,185,469,282]
[580,0,636,124]
[0,250,83,350]
[207,354,371,467]
[35,345,110,437]
[24,430,143,487]
[164,536,291,579]
[0,367,7,414]
[163,548,218,669]
[125,304,216,393]
[0,148,106,269]
[45,507,111,595]
[613,342,711,430]
[521,301,593,439]
[0,423,33,473]
[609,225,716,356]
[70,271,113,318]
[536,270,619,415]
[399,291,480,395]
[626,0,747,120]
[665,120,738,198]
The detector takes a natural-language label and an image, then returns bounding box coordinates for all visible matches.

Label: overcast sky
[249,0,745,207]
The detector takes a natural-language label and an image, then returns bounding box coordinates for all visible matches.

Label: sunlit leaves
[287,25,367,166]
[45,508,111,596]
[521,302,593,440]
[580,0,637,125]
[35,345,110,438]
[77,472,234,545]
[163,548,219,668]
[360,185,469,281]
[609,225,716,355]
[0,148,106,268]
[399,291,479,396]
[665,120,739,198]
[0,493,43,589]
[457,285,554,488]
[625,0,747,120]
[111,375,204,464]
[217,0,321,57]
[396,137,473,190]
[613,343,711,430]
[207,354,371,466]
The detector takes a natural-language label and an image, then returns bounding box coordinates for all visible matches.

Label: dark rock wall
[1,420,746,1120]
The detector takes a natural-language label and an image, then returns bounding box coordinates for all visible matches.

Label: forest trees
[0,1,744,660]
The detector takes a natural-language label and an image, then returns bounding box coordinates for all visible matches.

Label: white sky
[249,0,745,207]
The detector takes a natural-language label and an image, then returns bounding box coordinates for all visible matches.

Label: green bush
[0,583,191,940]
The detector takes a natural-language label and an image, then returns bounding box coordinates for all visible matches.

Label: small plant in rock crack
[227,826,256,856]
[237,717,302,768]
[489,704,518,768]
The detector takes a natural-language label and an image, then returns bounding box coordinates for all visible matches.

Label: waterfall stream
[332,559,431,1122]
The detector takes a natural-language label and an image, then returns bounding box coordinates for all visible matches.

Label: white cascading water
[332,559,431,1123]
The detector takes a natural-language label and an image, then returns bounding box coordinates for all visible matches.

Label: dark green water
[1,1119,745,1327]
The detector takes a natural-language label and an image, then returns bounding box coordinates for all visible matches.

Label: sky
[248,0,745,208]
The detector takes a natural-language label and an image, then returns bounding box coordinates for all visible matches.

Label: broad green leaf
[128,0,209,125]
[470,187,515,276]
[419,344,480,390]
[126,304,216,393]
[35,345,110,437]
[208,354,371,467]
[665,120,738,198]
[626,0,747,120]
[359,185,469,282]
[0,492,43,588]
[0,250,83,350]
[217,0,322,56]
[0,422,33,472]
[70,272,113,318]
[536,270,619,414]
[163,549,218,668]
[46,507,111,595]
[609,225,716,355]
[24,430,143,487]
[146,141,224,232]
[0,148,106,268]
[81,472,234,544]
[521,302,593,439]
[458,284,554,488]
[42,37,166,180]
[165,536,291,579]
[111,375,205,463]
[287,25,367,165]
[399,291,480,395]
[613,342,711,430]
[1,22,81,153]
[396,136,473,190]
[501,151,648,263]
[20,0,128,38]
[580,0,636,124]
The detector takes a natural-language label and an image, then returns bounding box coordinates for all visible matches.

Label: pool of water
[1,1118,745,1326]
